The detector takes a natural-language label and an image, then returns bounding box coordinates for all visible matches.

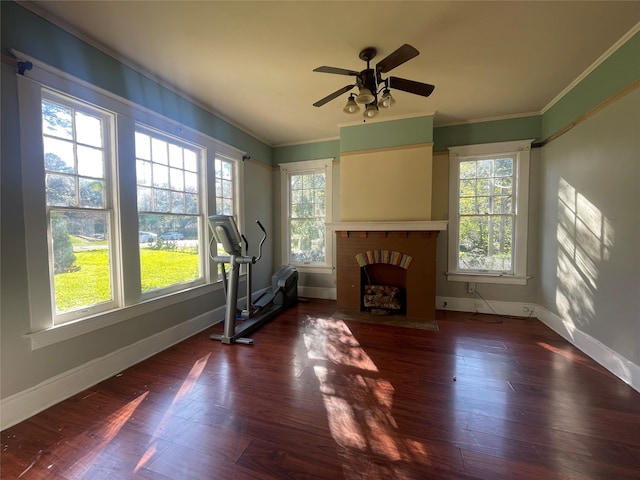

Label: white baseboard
[0,306,224,431]
[535,305,640,393]
[436,295,537,317]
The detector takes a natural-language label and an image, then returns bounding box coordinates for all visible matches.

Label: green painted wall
[273,139,340,164]
[433,115,542,152]
[1,1,272,165]
[340,115,434,152]
[541,30,640,141]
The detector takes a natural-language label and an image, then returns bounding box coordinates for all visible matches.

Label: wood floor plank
[2,299,639,480]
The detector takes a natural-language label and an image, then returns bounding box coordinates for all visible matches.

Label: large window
[448,140,532,285]
[42,91,118,323]
[17,54,244,347]
[135,128,204,295]
[280,159,333,272]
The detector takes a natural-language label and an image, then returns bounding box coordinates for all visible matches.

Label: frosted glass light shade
[343,95,360,114]
[380,90,395,108]
[356,88,375,105]
[364,103,379,118]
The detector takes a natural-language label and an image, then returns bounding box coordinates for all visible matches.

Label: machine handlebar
[254,220,267,263]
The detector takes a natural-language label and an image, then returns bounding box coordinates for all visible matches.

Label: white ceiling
[23,1,640,147]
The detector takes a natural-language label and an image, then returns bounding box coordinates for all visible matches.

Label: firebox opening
[361,264,407,315]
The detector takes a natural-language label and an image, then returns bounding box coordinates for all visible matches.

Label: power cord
[471,288,534,322]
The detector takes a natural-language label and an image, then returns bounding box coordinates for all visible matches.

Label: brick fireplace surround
[330,222,447,322]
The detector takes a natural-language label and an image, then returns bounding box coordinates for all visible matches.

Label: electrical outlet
[442,301,448,309]
[468,282,475,295]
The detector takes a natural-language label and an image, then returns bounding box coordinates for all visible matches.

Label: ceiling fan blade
[313,66,360,76]
[313,84,356,107]
[388,77,435,97]
[376,44,419,73]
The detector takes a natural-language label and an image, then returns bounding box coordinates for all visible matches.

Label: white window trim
[447,139,533,285]
[14,50,244,349]
[279,158,334,274]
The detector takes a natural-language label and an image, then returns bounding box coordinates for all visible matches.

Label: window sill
[290,264,334,275]
[24,282,221,350]
[446,272,529,286]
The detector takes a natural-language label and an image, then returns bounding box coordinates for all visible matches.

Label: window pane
[222,180,232,198]
[137,186,153,211]
[135,132,151,160]
[477,160,492,177]
[168,144,183,168]
[494,195,512,213]
[75,111,103,147]
[46,174,76,207]
[184,150,197,172]
[79,178,105,208]
[186,193,198,214]
[137,160,152,186]
[42,100,73,140]
[170,167,184,191]
[77,145,104,178]
[155,190,170,212]
[151,138,168,165]
[185,171,198,193]
[222,161,232,180]
[43,137,75,173]
[50,210,112,313]
[495,158,513,176]
[138,214,201,293]
[222,199,233,216]
[153,164,169,188]
[171,191,186,213]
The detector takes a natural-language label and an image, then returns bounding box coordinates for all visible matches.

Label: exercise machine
[208,215,298,344]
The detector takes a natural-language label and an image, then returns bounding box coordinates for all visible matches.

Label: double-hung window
[41,91,118,321]
[447,139,532,285]
[280,158,333,273]
[135,127,205,296]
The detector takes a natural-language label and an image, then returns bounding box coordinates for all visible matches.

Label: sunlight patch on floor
[304,316,431,478]
[134,353,210,473]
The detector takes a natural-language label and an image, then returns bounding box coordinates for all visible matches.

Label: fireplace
[330,222,447,321]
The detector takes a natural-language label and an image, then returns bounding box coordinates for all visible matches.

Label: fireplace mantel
[327,221,448,232]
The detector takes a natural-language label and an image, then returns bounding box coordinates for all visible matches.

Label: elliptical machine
[208,215,298,344]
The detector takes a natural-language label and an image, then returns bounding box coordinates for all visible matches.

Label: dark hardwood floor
[2,299,639,479]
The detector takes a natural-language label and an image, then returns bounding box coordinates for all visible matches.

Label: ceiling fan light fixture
[356,88,375,105]
[343,94,360,114]
[364,103,379,118]
[380,89,395,108]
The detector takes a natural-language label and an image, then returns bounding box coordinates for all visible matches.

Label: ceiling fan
[312,44,435,119]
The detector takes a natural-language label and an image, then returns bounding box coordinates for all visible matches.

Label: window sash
[280,159,333,271]
[447,140,532,284]
[41,91,118,324]
[135,126,206,297]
